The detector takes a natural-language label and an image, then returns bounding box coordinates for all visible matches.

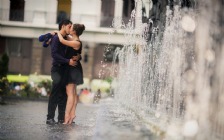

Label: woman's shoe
[63,114,71,125]
[68,115,76,124]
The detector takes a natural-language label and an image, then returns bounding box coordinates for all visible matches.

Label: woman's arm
[57,32,80,50]
[66,35,73,41]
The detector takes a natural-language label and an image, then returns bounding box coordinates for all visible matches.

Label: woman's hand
[55,31,60,35]
[50,31,57,35]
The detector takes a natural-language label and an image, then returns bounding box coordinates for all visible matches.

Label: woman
[57,23,85,124]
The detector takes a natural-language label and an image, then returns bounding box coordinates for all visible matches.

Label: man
[40,19,78,125]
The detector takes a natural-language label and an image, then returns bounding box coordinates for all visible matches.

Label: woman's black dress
[65,41,83,85]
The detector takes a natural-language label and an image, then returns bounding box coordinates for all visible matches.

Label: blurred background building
[0,0,142,81]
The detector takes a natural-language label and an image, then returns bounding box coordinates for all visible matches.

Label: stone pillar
[0,0,10,21]
[24,0,31,22]
[135,1,142,29]
[96,0,102,27]
[81,43,95,81]
[30,39,43,74]
[88,45,95,80]
[25,0,48,24]
[45,0,58,24]
[70,0,77,23]
[114,0,123,28]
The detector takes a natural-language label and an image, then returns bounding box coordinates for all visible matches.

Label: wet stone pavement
[0,98,159,140]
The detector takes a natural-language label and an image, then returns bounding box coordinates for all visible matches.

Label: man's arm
[39,33,50,42]
[72,53,82,61]
[39,32,55,48]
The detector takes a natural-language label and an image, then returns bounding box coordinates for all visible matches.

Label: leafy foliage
[0,53,9,96]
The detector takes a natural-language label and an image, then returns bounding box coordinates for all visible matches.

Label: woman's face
[70,24,78,35]
[70,24,75,35]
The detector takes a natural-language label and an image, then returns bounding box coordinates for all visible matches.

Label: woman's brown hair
[73,24,85,36]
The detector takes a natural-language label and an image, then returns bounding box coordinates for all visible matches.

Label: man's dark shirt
[50,35,69,66]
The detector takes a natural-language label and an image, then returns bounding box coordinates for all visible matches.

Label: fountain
[107,0,224,139]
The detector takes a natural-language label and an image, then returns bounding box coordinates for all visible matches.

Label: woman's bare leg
[69,85,78,124]
[64,84,74,124]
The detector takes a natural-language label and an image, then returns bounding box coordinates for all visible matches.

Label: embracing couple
[39,19,85,125]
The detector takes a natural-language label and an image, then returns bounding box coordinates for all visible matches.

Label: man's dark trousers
[47,65,67,121]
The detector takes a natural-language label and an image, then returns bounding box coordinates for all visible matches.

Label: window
[181,0,192,8]
[9,0,25,21]
[0,37,6,54]
[122,0,135,24]
[6,38,32,74]
[104,45,122,62]
[7,39,21,56]
[100,0,115,27]
[6,38,31,58]
[57,0,71,23]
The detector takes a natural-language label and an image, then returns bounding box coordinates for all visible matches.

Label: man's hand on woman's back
[69,59,77,67]
[72,54,82,61]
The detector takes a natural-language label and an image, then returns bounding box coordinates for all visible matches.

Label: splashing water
[110,0,224,139]
[113,4,194,136]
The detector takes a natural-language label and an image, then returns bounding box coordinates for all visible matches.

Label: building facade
[0,0,144,80]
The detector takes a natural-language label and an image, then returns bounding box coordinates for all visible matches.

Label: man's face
[63,24,72,35]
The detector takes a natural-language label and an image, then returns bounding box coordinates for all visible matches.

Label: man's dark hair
[58,19,72,30]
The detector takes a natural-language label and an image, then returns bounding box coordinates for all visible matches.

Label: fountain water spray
[107,0,224,139]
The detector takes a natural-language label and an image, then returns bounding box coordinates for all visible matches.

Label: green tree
[0,53,9,103]
[0,53,9,78]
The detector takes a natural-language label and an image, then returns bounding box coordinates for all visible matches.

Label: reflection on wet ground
[93,99,158,140]
[0,98,158,140]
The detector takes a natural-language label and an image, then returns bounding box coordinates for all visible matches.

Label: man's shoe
[57,120,75,124]
[57,120,64,124]
[46,119,56,125]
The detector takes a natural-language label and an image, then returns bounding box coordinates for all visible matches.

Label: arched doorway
[9,0,25,21]
[6,38,32,74]
[57,0,71,23]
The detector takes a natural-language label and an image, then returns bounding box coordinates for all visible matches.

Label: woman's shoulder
[75,40,81,43]
[75,40,82,46]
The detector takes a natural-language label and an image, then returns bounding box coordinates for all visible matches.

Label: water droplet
[181,15,196,32]
[155,112,160,118]
[182,120,199,137]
